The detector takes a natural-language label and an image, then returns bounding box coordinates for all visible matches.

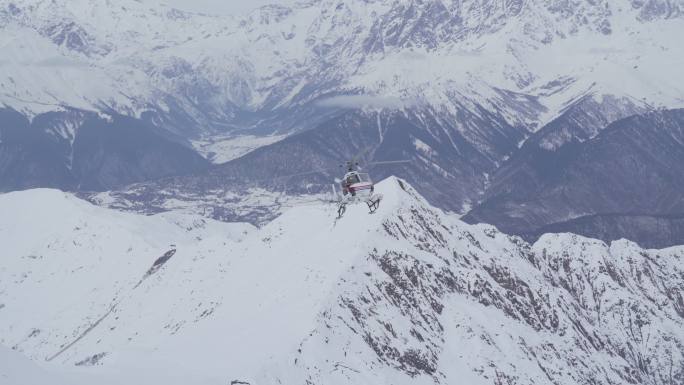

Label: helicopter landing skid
[366,194,382,214]
[337,201,347,219]
[335,194,382,219]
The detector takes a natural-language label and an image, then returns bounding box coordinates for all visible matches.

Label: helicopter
[241,147,409,219]
[331,154,410,218]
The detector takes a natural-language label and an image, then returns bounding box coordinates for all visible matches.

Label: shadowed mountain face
[464,108,684,248]
[527,214,684,248]
[472,95,649,201]
[0,109,75,191]
[71,114,209,191]
[0,108,209,192]
[94,105,532,218]
[211,107,530,212]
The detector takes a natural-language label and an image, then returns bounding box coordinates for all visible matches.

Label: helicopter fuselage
[341,171,374,196]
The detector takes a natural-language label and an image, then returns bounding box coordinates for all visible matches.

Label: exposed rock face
[633,0,684,21]
[278,183,684,384]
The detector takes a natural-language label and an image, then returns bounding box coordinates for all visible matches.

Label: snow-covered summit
[1,177,682,384]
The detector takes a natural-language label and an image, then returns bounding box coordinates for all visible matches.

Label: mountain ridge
[2,0,682,135]
[1,178,683,384]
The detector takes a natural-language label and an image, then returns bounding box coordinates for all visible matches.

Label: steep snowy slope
[2,178,683,384]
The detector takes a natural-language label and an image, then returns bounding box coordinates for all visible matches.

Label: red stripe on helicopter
[349,183,373,192]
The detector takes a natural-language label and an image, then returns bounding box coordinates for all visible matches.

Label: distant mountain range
[2,0,682,135]
[464,108,684,248]
[1,0,684,246]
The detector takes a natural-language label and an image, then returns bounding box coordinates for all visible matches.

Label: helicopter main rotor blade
[250,165,340,184]
[368,160,412,166]
[271,168,335,181]
[351,146,373,163]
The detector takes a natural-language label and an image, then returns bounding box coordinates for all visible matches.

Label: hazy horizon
[161,0,295,15]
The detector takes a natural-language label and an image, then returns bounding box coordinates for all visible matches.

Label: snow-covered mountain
[2,178,683,384]
[2,0,683,137]
[3,3,684,383]
[2,0,683,206]
[3,2,684,254]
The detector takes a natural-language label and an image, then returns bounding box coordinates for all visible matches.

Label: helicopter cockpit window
[346,174,361,184]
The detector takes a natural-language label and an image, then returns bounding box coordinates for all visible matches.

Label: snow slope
[1,178,683,384]
[0,345,71,385]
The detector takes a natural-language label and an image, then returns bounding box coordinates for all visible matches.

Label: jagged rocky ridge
[1,178,683,384]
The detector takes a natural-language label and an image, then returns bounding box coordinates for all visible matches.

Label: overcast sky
[163,0,286,15]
